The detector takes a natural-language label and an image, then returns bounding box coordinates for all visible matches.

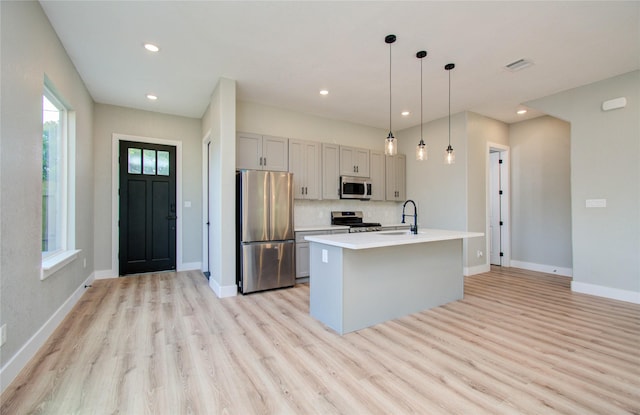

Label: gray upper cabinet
[339,146,370,178]
[289,139,320,200]
[322,143,340,199]
[237,132,288,171]
[369,150,385,201]
[385,154,406,201]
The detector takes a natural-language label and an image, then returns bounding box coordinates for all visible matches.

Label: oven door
[340,176,371,200]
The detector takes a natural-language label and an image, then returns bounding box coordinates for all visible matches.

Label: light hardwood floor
[2,267,639,414]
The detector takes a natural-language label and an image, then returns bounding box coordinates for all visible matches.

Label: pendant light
[444,63,455,164]
[384,34,397,156]
[416,50,428,161]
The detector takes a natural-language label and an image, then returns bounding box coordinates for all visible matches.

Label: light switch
[322,249,328,263]
[586,199,607,208]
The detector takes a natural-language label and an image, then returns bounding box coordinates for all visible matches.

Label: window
[41,83,78,279]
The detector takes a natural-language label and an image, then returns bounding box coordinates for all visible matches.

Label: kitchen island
[305,229,483,335]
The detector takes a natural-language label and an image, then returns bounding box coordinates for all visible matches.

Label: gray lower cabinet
[295,229,348,280]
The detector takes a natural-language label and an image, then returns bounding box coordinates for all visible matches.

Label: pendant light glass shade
[384,34,397,156]
[416,139,427,160]
[444,63,455,165]
[445,144,455,164]
[416,50,427,161]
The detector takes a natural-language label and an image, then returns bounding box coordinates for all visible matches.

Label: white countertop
[305,228,484,250]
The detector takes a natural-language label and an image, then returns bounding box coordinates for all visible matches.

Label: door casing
[486,142,511,268]
[111,133,183,277]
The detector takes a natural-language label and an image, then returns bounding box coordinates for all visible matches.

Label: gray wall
[0,1,94,367]
[466,112,510,269]
[93,104,203,273]
[528,71,639,296]
[399,112,468,231]
[202,78,237,296]
[510,116,572,269]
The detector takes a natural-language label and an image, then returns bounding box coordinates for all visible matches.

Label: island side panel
[341,239,463,334]
[309,243,344,334]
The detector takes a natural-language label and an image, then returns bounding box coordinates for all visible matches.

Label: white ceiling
[40,1,639,131]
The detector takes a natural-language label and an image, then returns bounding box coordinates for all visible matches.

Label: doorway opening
[202,133,212,280]
[488,143,511,267]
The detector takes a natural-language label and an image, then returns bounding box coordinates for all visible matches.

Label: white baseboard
[208,277,237,298]
[0,273,95,393]
[571,281,640,304]
[464,263,490,276]
[94,269,117,279]
[510,260,573,277]
[178,261,202,271]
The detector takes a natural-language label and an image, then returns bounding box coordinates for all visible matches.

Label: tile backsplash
[294,200,404,227]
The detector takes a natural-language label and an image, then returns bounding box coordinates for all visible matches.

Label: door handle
[167,215,177,220]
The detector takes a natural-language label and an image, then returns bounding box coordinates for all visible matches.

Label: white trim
[511,260,573,277]
[111,134,183,276]
[208,277,237,298]
[41,249,81,280]
[571,281,640,304]
[464,263,491,276]
[486,142,511,267]
[178,262,202,272]
[0,273,95,393]
[94,269,117,279]
[202,130,211,275]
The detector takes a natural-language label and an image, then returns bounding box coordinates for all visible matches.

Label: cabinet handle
[259,156,263,166]
[264,157,267,166]
[356,165,359,173]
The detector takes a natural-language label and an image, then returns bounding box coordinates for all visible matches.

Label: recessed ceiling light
[401,111,410,116]
[146,94,158,100]
[516,108,527,115]
[144,43,160,52]
[319,89,329,96]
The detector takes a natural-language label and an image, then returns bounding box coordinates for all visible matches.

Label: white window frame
[41,81,79,280]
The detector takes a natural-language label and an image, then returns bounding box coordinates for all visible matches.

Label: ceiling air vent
[504,58,534,72]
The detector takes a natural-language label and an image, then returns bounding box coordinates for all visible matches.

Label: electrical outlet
[322,249,328,263]
[1,324,7,347]
[83,258,87,268]
[477,250,483,258]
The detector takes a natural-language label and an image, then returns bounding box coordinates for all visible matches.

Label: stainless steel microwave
[340,176,371,200]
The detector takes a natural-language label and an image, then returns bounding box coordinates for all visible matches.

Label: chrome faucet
[402,199,418,234]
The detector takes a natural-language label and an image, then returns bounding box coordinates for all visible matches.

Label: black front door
[119,140,176,275]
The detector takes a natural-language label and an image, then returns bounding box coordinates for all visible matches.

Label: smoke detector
[504,58,534,72]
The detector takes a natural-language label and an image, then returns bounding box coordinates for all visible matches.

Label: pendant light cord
[389,42,392,136]
[448,68,451,147]
[420,57,423,141]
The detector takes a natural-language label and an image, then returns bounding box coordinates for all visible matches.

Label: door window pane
[128,148,142,174]
[143,149,156,175]
[157,151,170,176]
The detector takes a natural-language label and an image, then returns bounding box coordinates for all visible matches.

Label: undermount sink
[377,231,410,235]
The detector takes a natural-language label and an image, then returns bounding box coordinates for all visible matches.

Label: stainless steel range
[331,211,381,233]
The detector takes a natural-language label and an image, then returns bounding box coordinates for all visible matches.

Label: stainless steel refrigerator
[236,170,295,294]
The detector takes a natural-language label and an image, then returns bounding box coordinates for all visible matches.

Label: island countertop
[305,228,483,250]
